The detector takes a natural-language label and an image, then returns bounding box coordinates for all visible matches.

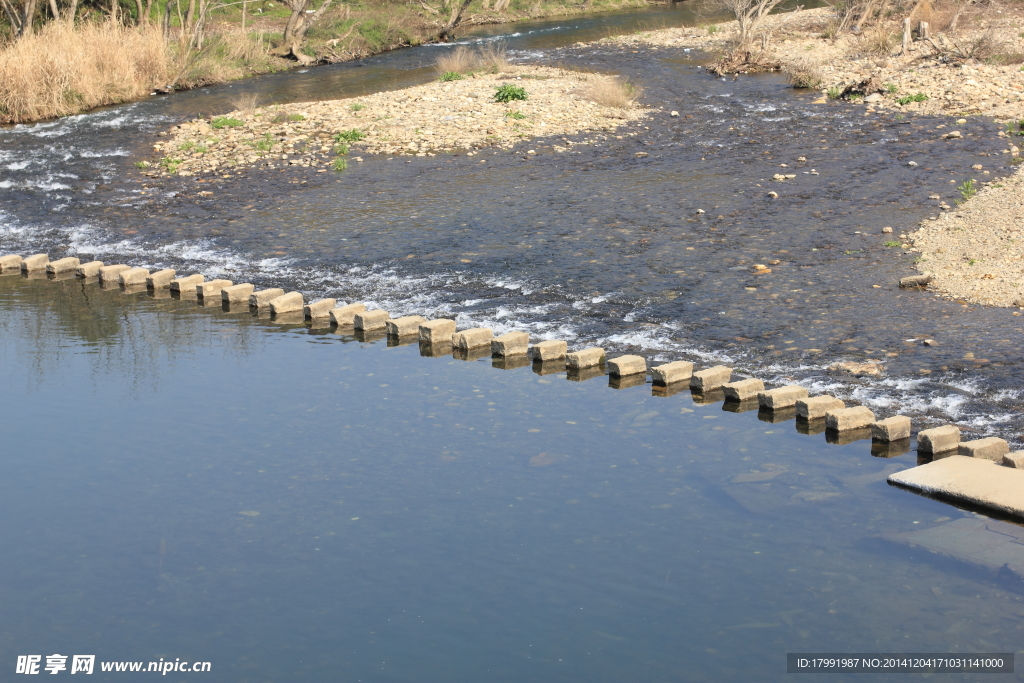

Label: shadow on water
[0,2,1021,443]
[1,274,1024,682]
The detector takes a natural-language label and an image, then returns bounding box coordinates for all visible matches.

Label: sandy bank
[145,65,647,176]
[603,7,1024,120]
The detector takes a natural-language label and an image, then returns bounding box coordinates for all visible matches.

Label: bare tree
[276,0,333,62]
[1,0,38,36]
[713,0,789,49]
[437,0,471,41]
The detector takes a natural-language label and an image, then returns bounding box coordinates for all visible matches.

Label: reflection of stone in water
[731,470,785,483]
[871,438,912,458]
[354,328,386,343]
[171,289,198,301]
[386,333,418,348]
[47,271,77,282]
[758,406,796,424]
[532,359,565,376]
[826,427,872,445]
[795,416,827,435]
[884,517,1024,581]
[453,345,490,362]
[651,382,687,398]
[493,355,530,371]
[791,490,842,503]
[567,365,604,382]
[722,398,759,414]
[220,299,250,313]
[609,373,646,390]
[157,573,192,595]
[690,387,725,405]
[419,341,453,358]
[529,452,557,467]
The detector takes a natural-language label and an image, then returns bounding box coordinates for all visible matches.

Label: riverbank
[145,64,647,175]
[601,6,1024,120]
[0,0,650,125]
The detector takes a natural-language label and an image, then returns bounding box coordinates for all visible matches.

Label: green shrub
[211,116,244,129]
[957,178,977,202]
[827,86,842,99]
[134,161,150,168]
[494,84,528,103]
[350,103,366,111]
[896,92,928,105]
[439,71,463,82]
[885,83,898,94]
[333,143,349,155]
[251,134,274,152]
[271,112,304,123]
[332,158,348,172]
[333,129,366,142]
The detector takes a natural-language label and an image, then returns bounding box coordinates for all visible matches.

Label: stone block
[119,267,150,286]
[900,274,931,288]
[492,331,530,357]
[75,261,104,278]
[221,283,255,303]
[493,355,531,371]
[20,254,49,272]
[690,365,732,391]
[1003,452,1024,469]
[607,354,646,378]
[825,406,875,432]
[960,437,1010,462]
[330,303,366,325]
[529,340,567,361]
[758,385,809,410]
[418,319,456,343]
[651,360,693,385]
[872,439,911,458]
[304,298,337,320]
[248,288,285,307]
[796,395,845,420]
[453,328,493,350]
[354,309,390,330]
[99,264,131,282]
[269,291,305,315]
[723,377,764,401]
[170,274,205,293]
[566,347,605,370]
[46,257,80,274]
[196,279,233,298]
[917,424,960,453]
[888,455,1024,519]
[385,315,427,337]
[0,255,23,272]
[871,415,912,442]
[146,269,176,289]
[610,373,646,390]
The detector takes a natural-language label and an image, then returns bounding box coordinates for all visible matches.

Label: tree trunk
[241,0,246,30]
[184,0,196,33]
[21,0,37,35]
[134,0,143,22]
[438,0,472,41]
[0,0,24,34]
[48,0,58,20]
[64,0,77,21]
[902,17,911,53]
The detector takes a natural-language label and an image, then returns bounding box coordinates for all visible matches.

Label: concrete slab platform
[46,257,80,274]
[385,315,427,337]
[75,261,104,278]
[221,283,255,303]
[796,395,844,420]
[146,269,176,289]
[691,365,732,391]
[888,455,1024,519]
[566,347,605,370]
[330,303,366,325]
[608,354,646,378]
[723,377,763,401]
[651,360,693,385]
[492,331,530,357]
[529,340,567,362]
[758,385,809,410]
[170,274,205,293]
[453,328,493,350]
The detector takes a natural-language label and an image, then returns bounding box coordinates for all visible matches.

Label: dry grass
[231,92,262,115]
[784,57,823,89]
[582,74,641,108]
[0,21,171,123]
[435,44,511,75]
[863,22,899,56]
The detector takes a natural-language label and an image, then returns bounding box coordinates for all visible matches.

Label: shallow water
[2,274,1024,682]
[0,8,1021,444]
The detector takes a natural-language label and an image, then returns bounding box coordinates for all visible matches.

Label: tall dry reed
[0,21,171,123]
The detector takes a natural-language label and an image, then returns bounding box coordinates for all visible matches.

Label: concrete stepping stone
[917,425,960,454]
[796,395,844,420]
[529,340,567,361]
[46,257,80,274]
[607,355,646,378]
[871,415,911,442]
[723,377,763,401]
[170,274,205,293]
[651,360,692,385]
[691,365,732,391]
[566,347,605,370]
[248,288,284,307]
[330,303,366,325]
[492,331,529,357]
[453,328,493,350]
[75,261,104,278]
[758,385,808,410]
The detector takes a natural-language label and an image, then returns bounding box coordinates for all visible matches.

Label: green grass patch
[827,86,842,99]
[332,157,348,172]
[333,143,349,155]
[504,110,527,120]
[211,116,244,129]
[439,71,463,82]
[896,92,928,105]
[350,103,366,111]
[333,129,366,142]
[494,84,528,103]
[882,241,901,247]
[957,178,977,203]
